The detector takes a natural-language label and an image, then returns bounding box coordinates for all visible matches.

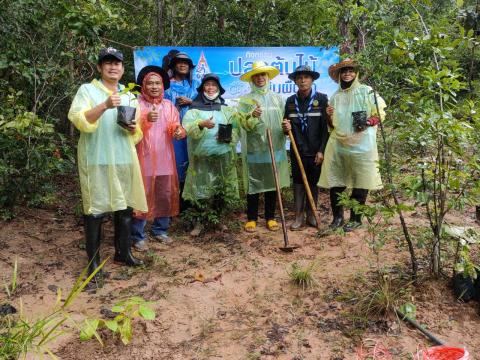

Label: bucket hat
[136,65,170,90]
[169,52,196,69]
[196,73,225,95]
[288,65,320,81]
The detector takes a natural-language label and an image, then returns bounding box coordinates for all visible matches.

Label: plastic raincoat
[318,77,385,190]
[238,84,290,194]
[182,100,239,201]
[68,79,147,215]
[164,78,199,182]
[135,96,180,219]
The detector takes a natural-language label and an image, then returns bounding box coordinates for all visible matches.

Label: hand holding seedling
[252,103,262,118]
[199,117,215,129]
[126,120,136,132]
[148,104,159,122]
[105,89,121,109]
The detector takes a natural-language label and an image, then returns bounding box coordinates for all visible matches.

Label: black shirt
[284,90,329,157]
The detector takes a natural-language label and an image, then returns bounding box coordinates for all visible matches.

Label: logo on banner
[194,51,211,82]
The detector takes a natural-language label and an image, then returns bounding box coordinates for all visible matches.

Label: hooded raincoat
[135,95,180,219]
[164,78,199,182]
[238,84,289,194]
[182,95,240,201]
[318,77,385,190]
[68,79,147,215]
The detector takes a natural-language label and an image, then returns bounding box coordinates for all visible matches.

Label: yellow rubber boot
[244,221,257,232]
[267,220,280,231]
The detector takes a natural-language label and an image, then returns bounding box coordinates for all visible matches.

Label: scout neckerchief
[294,90,314,134]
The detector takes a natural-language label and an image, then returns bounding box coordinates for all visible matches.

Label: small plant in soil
[0,260,106,359]
[351,272,412,327]
[3,257,18,298]
[287,261,317,290]
[80,296,155,345]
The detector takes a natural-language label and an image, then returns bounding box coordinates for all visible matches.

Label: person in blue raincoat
[164,52,199,211]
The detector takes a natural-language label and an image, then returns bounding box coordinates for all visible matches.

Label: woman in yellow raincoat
[238,61,290,232]
[182,74,240,236]
[319,59,385,232]
[68,47,147,285]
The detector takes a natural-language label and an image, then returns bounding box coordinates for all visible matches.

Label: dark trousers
[291,154,321,189]
[330,187,368,209]
[247,191,276,221]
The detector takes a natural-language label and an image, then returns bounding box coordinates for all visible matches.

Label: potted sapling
[116,83,139,130]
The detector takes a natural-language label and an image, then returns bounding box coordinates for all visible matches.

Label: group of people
[68,47,385,285]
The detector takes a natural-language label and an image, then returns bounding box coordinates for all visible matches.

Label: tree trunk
[156,0,164,45]
[338,0,352,55]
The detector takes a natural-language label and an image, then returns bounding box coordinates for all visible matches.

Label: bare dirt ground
[1,190,479,360]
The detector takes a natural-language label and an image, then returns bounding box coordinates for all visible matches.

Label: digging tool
[395,309,445,346]
[266,128,299,252]
[287,129,321,229]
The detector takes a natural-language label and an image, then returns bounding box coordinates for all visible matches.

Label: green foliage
[398,302,417,320]
[0,91,73,218]
[287,261,317,290]
[80,296,156,345]
[182,176,244,231]
[444,225,480,279]
[0,260,106,359]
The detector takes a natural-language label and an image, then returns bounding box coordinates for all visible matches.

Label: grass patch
[287,261,317,290]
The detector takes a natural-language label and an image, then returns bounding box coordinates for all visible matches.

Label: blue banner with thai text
[133,46,339,99]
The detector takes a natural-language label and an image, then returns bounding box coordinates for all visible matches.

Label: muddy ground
[1,189,479,360]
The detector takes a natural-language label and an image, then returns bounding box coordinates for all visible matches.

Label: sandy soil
[1,191,479,360]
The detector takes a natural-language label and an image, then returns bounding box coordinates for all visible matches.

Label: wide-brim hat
[136,65,170,90]
[240,61,280,82]
[196,73,225,95]
[288,65,320,81]
[169,52,196,69]
[328,58,358,83]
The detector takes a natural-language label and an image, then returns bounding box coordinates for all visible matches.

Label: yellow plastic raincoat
[238,85,290,194]
[68,79,147,215]
[318,77,385,190]
[182,105,239,201]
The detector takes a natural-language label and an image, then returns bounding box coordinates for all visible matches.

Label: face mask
[204,91,220,101]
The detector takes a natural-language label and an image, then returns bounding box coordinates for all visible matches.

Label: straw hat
[240,61,280,82]
[328,58,358,83]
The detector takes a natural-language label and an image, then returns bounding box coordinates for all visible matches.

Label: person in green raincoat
[68,47,147,285]
[238,61,290,233]
[318,59,385,232]
[182,74,240,236]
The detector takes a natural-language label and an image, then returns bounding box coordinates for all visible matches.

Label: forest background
[1,0,480,282]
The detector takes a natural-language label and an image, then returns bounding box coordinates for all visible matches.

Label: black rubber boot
[343,188,368,232]
[306,185,319,227]
[290,184,305,230]
[84,214,104,287]
[476,205,480,223]
[113,208,143,267]
[329,187,345,229]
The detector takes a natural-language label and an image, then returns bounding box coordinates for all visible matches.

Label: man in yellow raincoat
[68,47,147,285]
[238,61,290,232]
[319,59,385,232]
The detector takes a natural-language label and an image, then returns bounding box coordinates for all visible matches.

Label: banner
[133,46,339,99]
